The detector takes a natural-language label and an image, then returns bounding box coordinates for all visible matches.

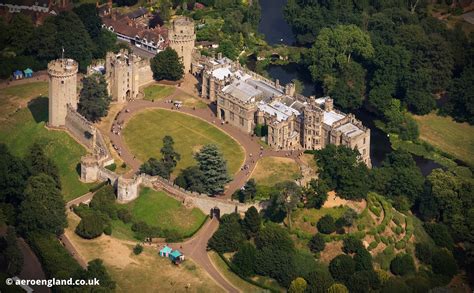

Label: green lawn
[0,82,48,119]
[291,206,349,235]
[114,188,206,238]
[0,96,92,201]
[412,113,474,166]
[143,84,176,101]
[123,109,245,175]
[250,156,301,186]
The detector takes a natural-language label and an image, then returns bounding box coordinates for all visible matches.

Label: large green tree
[26,143,61,189]
[241,206,261,238]
[18,174,66,236]
[150,47,184,81]
[78,73,111,122]
[0,144,29,204]
[195,144,230,195]
[140,136,180,179]
[232,242,256,277]
[208,213,244,253]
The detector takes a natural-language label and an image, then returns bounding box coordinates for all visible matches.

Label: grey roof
[223,81,262,103]
[126,7,147,19]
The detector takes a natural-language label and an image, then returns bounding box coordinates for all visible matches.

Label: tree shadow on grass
[76,163,81,177]
[27,96,48,123]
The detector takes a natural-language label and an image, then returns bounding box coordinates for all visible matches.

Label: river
[257,0,443,175]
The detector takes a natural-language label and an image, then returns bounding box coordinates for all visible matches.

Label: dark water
[266,63,318,97]
[258,0,295,45]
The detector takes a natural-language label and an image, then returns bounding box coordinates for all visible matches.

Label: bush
[431,249,457,278]
[342,236,364,254]
[423,223,454,250]
[327,283,348,293]
[381,236,389,245]
[368,241,378,251]
[308,233,326,253]
[117,208,132,223]
[103,225,112,235]
[354,248,373,271]
[329,254,356,282]
[104,163,116,171]
[317,215,336,234]
[390,254,415,276]
[415,243,433,264]
[75,212,105,239]
[395,241,406,250]
[232,242,257,277]
[164,229,182,243]
[133,244,143,255]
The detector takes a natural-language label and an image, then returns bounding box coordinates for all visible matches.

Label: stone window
[230,112,234,121]
[239,117,244,126]
[363,137,366,144]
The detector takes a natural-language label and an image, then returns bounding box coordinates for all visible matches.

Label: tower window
[61,81,64,84]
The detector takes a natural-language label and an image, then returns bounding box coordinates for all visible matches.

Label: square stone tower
[105,50,140,103]
[169,16,196,74]
[47,58,78,127]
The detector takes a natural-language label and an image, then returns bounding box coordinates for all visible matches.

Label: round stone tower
[169,16,196,74]
[47,58,78,127]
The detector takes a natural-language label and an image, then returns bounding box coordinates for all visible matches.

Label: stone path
[102,86,305,197]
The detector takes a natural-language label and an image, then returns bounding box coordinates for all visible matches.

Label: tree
[337,208,357,228]
[308,25,374,81]
[238,179,257,203]
[75,212,105,239]
[150,47,184,81]
[305,269,334,293]
[3,227,24,276]
[73,3,102,40]
[7,14,34,54]
[304,179,329,209]
[423,222,454,250]
[308,233,326,253]
[390,254,415,276]
[18,174,66,236]
[78,74,111,122]
[208,213,244,253]
[241,206,261,238]
[82,259,116,290]
[443,67,474,125]
[218,39,239,60]
[140,136,180,179]
[195,144,231,195]
[174,166,207,193]
[327,283,349,293]
[342,236,364,254]
[431,249,457,278]
[317,215,336,234]
[133,244,143,255]
[415,242,433,264]
[0,144,28,204]
[89,185,117,219]
[255,223,295,253]
[29,19,58,62]
[329,254,356,282]
[327,62,367,111]
[54,11,94,71]
[354,248,373,271]
[347,270,380,293]
[232,242,256,277]
[289,277,307,293]
[255,245,297,287]
[26,142,61,189]
[265,181,301,227]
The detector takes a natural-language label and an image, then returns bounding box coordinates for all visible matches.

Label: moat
[257,0,443,175]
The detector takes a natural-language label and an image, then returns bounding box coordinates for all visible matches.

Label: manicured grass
[116,188,207,238]
[143,84,176,101]
[208,251,268,293]
[412,113,474,166]
[0,81,48,119]
[0,97,92,201]
[291,206,349,234]
[250,156,301,186]
[172,93,208,109]
[123,109,245,175]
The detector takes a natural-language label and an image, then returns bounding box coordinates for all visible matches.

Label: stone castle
[168,16,196,73]
[194,54,371,167]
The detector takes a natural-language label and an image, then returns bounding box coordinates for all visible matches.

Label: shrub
[308,233,326,253]
[374,234,381,243]
[415,243,433,264]
[327,283,348,293]
[117,208,132,223]
[390,254,415,276]
[423,223,454,250]
[342,236,364,254]
[104,163,116,171]
[317,215,336,234]
[232,242,257,277]
[369,205,381,217]
[431,249,457,278]
[395,241,406,250]
[357,224,365,231]
[354,248,373,271]
[329,254,356,282]
[347,270,381,292]
[133,244,143,255]
[381,236,389,245]
[75,213,105,239]
[164,229,182,243]
[103,225,112,235]
[121,162,127,168]
[368,241,378,251]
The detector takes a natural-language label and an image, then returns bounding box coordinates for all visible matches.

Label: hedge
[395,241,406,250]
[368,241,379,251]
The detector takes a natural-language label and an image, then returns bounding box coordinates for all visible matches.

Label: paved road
[104,86,304,197]
[17,238,51,293]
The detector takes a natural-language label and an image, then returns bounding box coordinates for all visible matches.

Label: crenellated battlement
[47,59,78,77]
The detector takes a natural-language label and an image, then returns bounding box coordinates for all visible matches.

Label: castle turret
[324,98,334,112]
[47,58,78,127]
[285,82,295,97]
[169,16,196,74]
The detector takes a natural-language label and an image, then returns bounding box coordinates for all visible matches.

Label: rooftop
[336,123,364,138]
[211,66,232,80]
[323,111,345,126]
[223,81,262,103]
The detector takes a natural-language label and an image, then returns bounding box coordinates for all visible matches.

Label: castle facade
[195,55,372,167]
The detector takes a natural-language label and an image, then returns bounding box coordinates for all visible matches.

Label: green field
[0,82,48,119]
[412,113,474,166]
[143,84,176,101]
[113,188,206,239]
[250,156,301,186]
[123,109,245,175]
[0,92,92,201]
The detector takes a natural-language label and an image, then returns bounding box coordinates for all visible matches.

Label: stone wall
[65,106,96,150]
[138,60,154,88]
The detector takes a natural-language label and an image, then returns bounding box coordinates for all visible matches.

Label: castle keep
[168,16,196,73]
[195,55,372,167]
